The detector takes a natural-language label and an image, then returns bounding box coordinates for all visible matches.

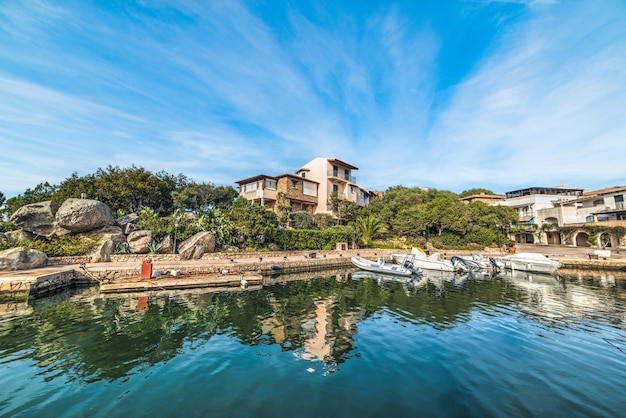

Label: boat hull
[493,253,561,274]
[391,254,455,272]
[351,256,415,277]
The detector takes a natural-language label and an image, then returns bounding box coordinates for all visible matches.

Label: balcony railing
[327,170,356,183]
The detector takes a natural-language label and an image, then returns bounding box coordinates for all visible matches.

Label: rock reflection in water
[2,268,626,417]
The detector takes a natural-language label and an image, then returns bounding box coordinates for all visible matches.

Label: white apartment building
[295,158,372,215]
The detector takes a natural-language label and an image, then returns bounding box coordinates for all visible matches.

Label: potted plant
[506,240,517,254]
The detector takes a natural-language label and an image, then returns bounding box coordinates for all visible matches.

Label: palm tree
[355,215,383,247]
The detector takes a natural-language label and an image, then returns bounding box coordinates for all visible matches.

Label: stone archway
[599,232,613,248]
[575,231,590,247]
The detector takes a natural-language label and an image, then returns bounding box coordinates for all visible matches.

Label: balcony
[327,170,356,184]
[242,189,276,201]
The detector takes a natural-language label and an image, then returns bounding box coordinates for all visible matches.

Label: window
[344,169,350,180]
[291,180,299,188]
[303,181,317,196]
[350,186,354,193]
[332,184,338,194]
[265,179,277,190]
[301,172,306,178]
[333,165,338,177]
[593,200,604,206]
[244,182,257,192]
[586,215,594,223]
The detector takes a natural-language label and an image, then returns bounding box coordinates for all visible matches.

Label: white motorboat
[491,252,561,275]
[351,256,420,277]
[456,254,498,270]
[391,248,456,272]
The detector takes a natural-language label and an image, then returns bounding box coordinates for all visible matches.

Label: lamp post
[173,221,179,254]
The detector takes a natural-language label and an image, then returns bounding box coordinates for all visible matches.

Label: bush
[429,232,484,250]
[0,235,98,257]
[0,222,17,233]
[290,211,318,230]
[272,228,348,251]
[465,227,496,247]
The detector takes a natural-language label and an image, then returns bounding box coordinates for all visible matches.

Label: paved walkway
[512,244,625,260]
[1,245,624,281]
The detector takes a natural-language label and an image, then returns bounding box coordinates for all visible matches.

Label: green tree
[459,188,496,198]
[54,172,98,202]
[391,207,426,239]
[137,206,172,241]
[312,213,336,230]
[355,215,384,247]
[229,197,278,247]
[172,181,237,212]
[195,207,236,250]
[335,200,359,225]
[290,211,317,230]
[422,196,468,236]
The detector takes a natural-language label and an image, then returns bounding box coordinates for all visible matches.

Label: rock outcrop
[160,235,173,254]
[0,247,48,271]
[3,198,222,266]
[91,239,115,263]
[55,199,115,233]
[4,229,38,244]
[9,201,61,238]
[178,232,215,260]
[115,213,140,235]
[81,226,125,262]
[127,230,152,254]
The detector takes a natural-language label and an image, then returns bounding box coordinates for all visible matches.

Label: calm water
[1,269,626,418]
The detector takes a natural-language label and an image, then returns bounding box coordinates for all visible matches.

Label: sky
[1,0,625,199]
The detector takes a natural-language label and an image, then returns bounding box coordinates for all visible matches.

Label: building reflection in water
[260,294,364,368]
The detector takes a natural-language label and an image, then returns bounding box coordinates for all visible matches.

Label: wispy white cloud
[0,0,624,199]
[411,0,626,192]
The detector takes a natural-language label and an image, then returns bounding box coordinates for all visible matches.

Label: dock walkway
[1,245,625,298]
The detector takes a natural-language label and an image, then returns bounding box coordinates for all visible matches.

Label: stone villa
[496,186,626,248]
[235,157,373,217]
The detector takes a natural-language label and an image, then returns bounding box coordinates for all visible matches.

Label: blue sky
[1,0,625,198]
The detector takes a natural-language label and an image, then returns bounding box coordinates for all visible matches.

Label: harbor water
[1,269,626,417]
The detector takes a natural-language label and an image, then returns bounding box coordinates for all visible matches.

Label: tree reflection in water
[1,269,625,384]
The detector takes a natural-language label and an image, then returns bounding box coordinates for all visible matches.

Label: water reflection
[1,269,626,385]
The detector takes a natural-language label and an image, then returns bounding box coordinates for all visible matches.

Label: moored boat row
[355,247,562,277]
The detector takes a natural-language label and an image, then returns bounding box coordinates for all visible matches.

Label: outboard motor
[489,257,504,271]
[451,256,472,274]
[403,259,420,275]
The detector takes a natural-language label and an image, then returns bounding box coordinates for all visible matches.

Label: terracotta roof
[461,194,506,201]
[234,174,276,184]
[581,186,626,197]
[328,158,358,170]
[276,173,319,183]
[236,173,320,184]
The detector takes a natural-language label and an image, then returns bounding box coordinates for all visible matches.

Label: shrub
[272,228,348,251]
[0,222,17,233]
[1,235,98,257]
